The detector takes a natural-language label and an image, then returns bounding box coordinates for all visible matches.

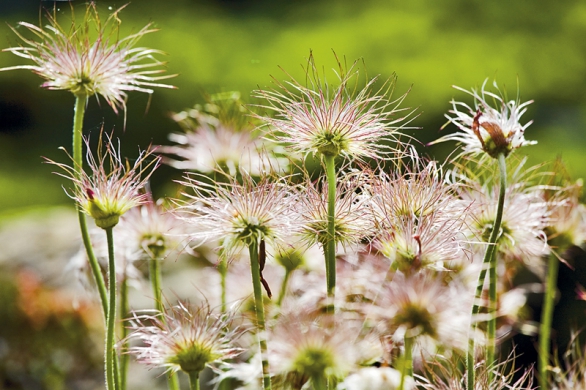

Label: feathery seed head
[176,171,298,258]
[268,311,364,387]
[369,152,463,228]
[297,171,374,249]
[433,79,535,159]
[374,212,465,273]
[540,162,586,248]
[274,245,306,273]
[118,198,184,260]
[47,133,159,229]
[1,3,175,113]
[126,300,244,375]
[372,273,471,351]
[418,353,535,390]
[460,175,551,264]
[253,52,414,161]
[162,92,286,176]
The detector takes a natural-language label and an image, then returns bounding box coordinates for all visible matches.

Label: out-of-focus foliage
[0,269,103,389]
[2,0,586,213]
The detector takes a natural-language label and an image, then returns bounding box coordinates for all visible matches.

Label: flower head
[267,311,366,388]
[1,3,175,113]
[118,197,185,260]
[371,272,472,352]
[368,152,468,273]
[296,171,374,249]
[433,79,535,158]
[176,171,298,258]
[47,132,159,229]
[457,168,551,267]
[373,214,466,273]
[253,52,414,161]
[549,334,586,390]
[418,353,535,390]
[162,91,286,176]
[126,300,244,375]
[369,152,462,226]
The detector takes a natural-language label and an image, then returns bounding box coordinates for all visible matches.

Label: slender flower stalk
[119,267,130,390]
[538,252,559,390]
[466,154,506,389]
[249,239,272,390]
[149,254,180,390]
[189,371,200,390]
[71,95,110,321]
[105,227,119,390]
[399,336,413,390]
[277,269,292,308]
[273,242,309,308]
[296,168,374,304]
[433,81,536,389]
[219,254,228,313]
[537,173,586,390]
[117,199,182,390]
[325,155,338,299]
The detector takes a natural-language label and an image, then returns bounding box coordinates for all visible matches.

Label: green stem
[219,255,228,313]
[188,370,200,390]
[276,269,292,307]
[105,227,118,390]
[466,153,507,389]
[324,154,337,299]
[249,240,272,390]
[73,95,86,170]
[539,253,559,390]
[399,336,413,390]
[72,95,109,320]
[149,259,164,312]
[120,277,129,390]
[149,259,180,390]
[487,247,498,370]
[311,375,327,390]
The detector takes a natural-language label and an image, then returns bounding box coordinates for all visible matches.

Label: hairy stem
[149,259,180,390]
[277,269,292,307]
[399,336,413,390]
[188,370,200,390]
[219,255,228,313]
[105,227,118,390]
[249,240,272,390]
[466,153,507,389]
[119,276,129,390]
[538,252,560,390]
[312,375,327,390]
[149,259,164,312]
[324,154,337,300]
[72,95,109,319]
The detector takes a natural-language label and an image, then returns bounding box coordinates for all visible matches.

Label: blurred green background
[1,0,586,388]
[2,0,586,213]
